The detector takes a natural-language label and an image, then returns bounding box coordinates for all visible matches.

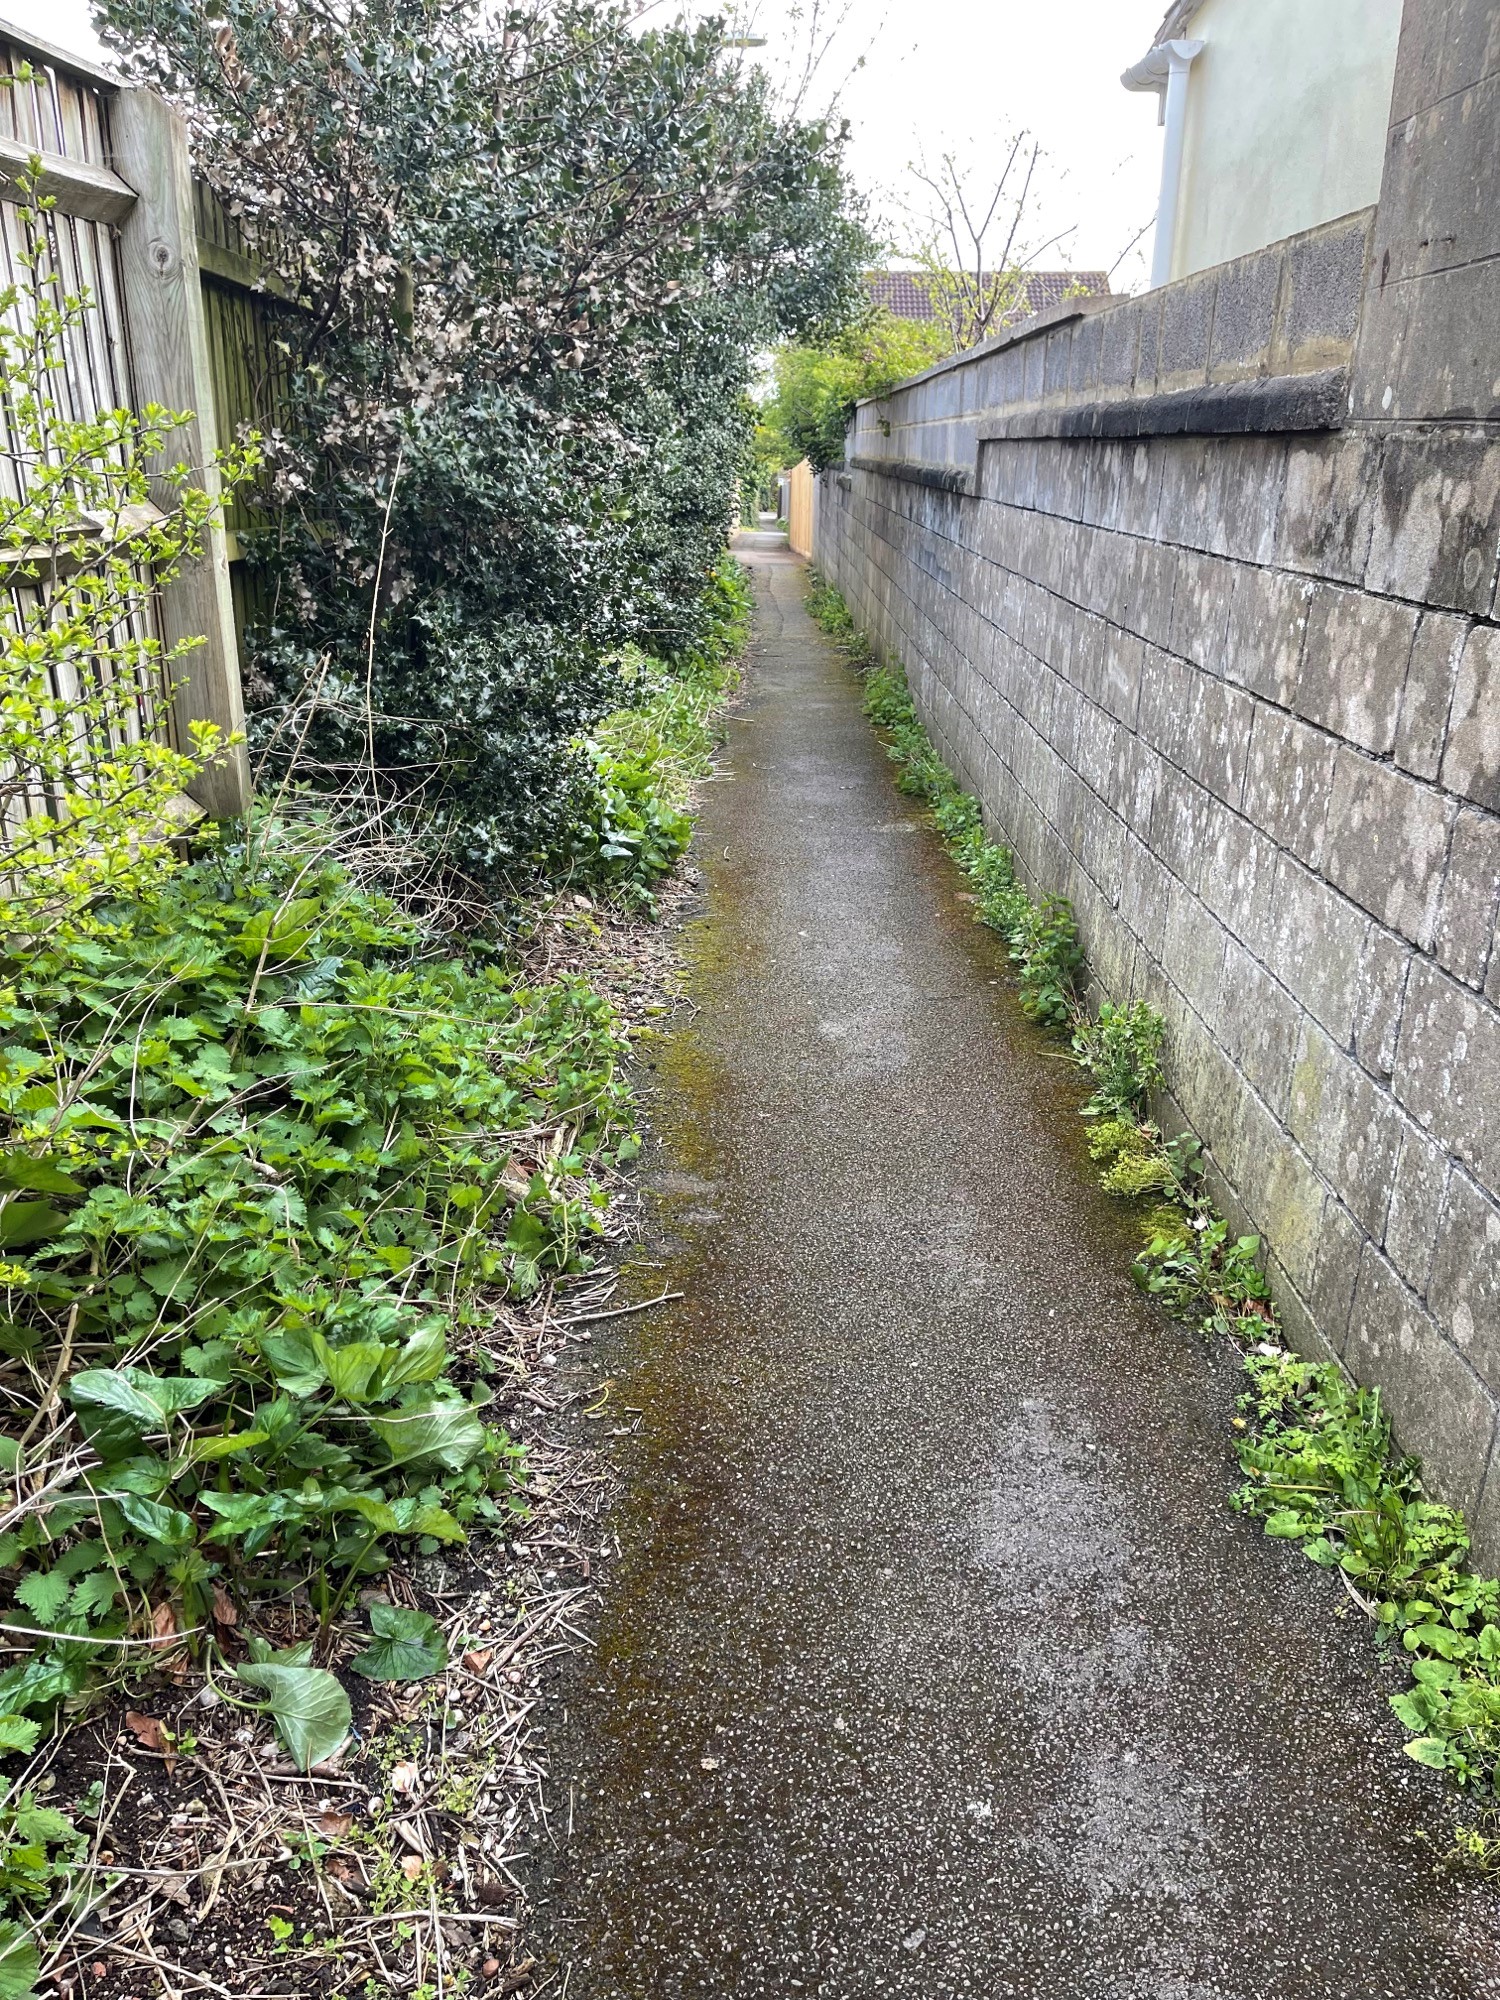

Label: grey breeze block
[813,80,1500,1554]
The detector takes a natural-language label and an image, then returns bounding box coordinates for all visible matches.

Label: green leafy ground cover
[0,573,747,1987]
[564,560,750,910]
[807,574,1500,1803]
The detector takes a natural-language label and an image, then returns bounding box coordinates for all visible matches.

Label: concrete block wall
[814,0,1500,1551]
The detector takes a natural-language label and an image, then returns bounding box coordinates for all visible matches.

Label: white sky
[720,0,1171,291]
[5,0,1170,291]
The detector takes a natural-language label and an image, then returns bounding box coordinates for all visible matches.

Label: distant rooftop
[864,269,1112,325]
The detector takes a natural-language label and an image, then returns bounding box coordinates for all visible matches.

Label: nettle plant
[0,163,257,937]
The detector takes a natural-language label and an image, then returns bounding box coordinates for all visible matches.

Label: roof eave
[1152,0,1202,43]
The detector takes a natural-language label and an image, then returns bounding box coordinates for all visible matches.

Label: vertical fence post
[110,86,249,819]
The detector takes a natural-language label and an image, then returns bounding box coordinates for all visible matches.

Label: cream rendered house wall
[1168,0,1402,279]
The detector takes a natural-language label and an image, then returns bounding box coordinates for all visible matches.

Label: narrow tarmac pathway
[539,546,1500,1998]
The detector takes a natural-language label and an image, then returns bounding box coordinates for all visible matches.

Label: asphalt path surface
[536,540,1500,1999]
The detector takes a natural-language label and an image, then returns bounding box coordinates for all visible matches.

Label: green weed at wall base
[806,572,1500,1808]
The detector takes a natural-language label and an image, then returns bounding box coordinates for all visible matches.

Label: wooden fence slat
[0,132,134,222]
[109,85,248,818]
[0,18,120,94]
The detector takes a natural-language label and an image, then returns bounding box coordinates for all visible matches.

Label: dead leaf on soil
[390,1758,420,1795]
[150,1600,192,1682]
[125,1710,167,1750]
[314,1811,353,1840]
[211,1584,238,1627]
[124,1709,178,1774]
[401,1854,425,1882]
[463,1649,493,1676]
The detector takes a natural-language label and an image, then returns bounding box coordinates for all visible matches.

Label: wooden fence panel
[0,27,251,823]
[787,458,814,558]
[192,179,294,647]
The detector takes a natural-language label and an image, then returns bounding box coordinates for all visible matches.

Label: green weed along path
[540,547,1500,1999]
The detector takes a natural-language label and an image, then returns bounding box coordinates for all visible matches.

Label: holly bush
[97,0,869,878]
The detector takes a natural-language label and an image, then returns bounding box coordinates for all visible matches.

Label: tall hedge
[98,0,868,876]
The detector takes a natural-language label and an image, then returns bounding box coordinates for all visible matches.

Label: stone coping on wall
[847,369,1352,493]
[848,208,1375,483]
[846,453,976,494]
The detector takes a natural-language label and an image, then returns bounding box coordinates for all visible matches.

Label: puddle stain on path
[534,546,1500,1998]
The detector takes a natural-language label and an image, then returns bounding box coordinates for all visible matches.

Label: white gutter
[1122,37,1204,289]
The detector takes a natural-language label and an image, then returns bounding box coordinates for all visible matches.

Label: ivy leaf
[246,1637,314,1668]
[351,1605,448,1683]
[1403,1737,1451,1769]
[235,1662,350,1771]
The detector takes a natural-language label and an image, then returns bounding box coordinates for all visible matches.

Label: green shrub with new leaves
[563,559,749,909]
[98,0,868,878]
[0,158,256,938]
[761,310,947,472]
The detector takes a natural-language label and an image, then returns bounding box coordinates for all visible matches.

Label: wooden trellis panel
[0,24,249,822]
